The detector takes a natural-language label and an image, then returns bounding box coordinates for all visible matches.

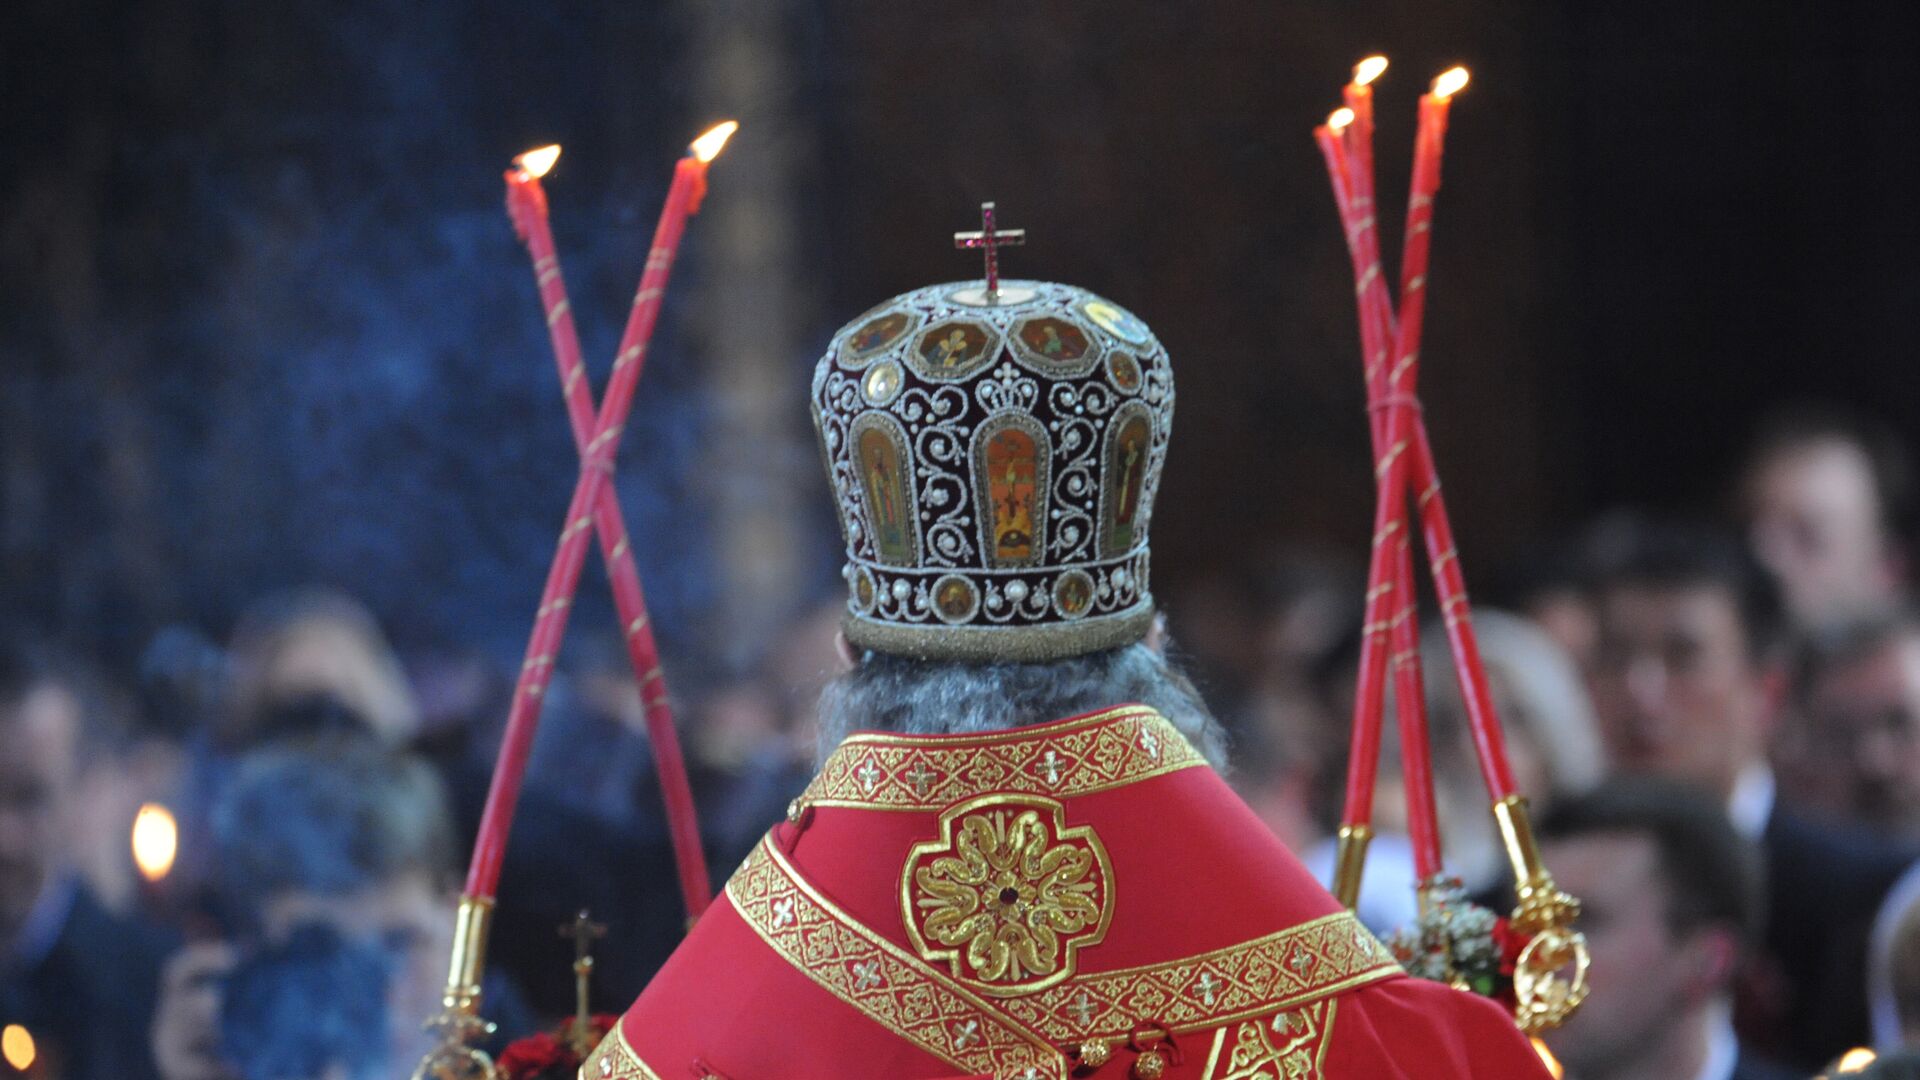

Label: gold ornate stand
[411,895,501,1080]
[1493,796,1591,1033]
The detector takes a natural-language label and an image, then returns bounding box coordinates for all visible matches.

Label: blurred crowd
[9,403,1920,1079]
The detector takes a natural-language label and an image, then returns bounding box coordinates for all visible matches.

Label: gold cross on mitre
[953,201,1029,305]
[559,909,608,1051]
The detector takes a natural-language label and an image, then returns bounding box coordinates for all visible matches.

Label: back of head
[1541,776,1763,945]
[211,736,455,928]
[816,641,1227,769]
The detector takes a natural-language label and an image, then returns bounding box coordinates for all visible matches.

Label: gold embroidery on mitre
[581,1024,664,1080]
[902,795,1114,996]
[726,839,1064,1078]
[996,910,1398,1043]
[1202,998,1340,1080]
[800,705,1204,812]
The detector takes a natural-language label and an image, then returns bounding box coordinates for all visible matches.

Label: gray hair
[816,642,1229,770]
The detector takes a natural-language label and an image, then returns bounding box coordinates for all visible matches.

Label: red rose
[1491,917,1529,977]
[497,1032,572,1079]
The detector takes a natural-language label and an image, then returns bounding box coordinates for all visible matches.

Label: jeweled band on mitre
[812,279,1174,663]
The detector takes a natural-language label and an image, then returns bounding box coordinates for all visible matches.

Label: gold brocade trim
[727,838,1065,1078]
[579,1025,663,1080]
[1202,998,1340,1079]
[995,910,1397,1043]
[800,706,1204,812]
[901,794,1115,996]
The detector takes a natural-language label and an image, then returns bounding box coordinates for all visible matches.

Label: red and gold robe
[586,705,1551,1079]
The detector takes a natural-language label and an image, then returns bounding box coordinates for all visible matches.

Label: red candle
[502,143,717,917]
[1320,106,1445,878]
[466,121,738,902]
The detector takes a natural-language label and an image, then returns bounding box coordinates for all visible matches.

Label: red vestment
[587,705,1551,1079]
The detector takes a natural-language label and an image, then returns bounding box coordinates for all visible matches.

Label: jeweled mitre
[811,279,1174,661]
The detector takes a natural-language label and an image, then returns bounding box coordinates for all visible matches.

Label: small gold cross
[559,910,608,1052]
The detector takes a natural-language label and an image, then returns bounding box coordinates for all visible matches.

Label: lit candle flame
[1432,66,1471,101]
[689,121,739,164]
[1354,55,1389,87]
[2,1025,35,1072]
[1327,107,1356,132]
[1530,1038,1564,1079]
[1837,1048,1878,1072]
[514,144,562,179]
[132,802,178,882]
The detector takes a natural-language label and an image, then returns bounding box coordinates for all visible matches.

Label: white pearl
[891,580,911,600]
[1006,581,1029,603]
[1113,568,1129,588]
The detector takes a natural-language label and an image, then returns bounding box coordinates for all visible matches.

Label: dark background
[5,0,1919,671]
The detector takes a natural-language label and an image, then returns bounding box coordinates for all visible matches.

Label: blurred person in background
[1870,863,1920,1055]
[1540,778,1795,1080]
[208,736,520,1069]
[1422,608,1609,893]
[1587,519,1915,1068]
[1740,406,1912,636]
[151,937,238,1080]
[222,588,420,749]
[1,632,175,1080]
[218,925,389,1080]
[1784,615,1920,835]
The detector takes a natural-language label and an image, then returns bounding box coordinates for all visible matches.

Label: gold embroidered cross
[1041,750,1064,785]
[1139,728,1161,759]
[905,759,937,797]
[1013,1070,1044,1080]
[1288,946,1316,975]
[1195,971,1222,1005]
[771,897,796,928]
[1068,990,1098,1026]
[851,960,884,991]
[951,1020,981,1049]
[856,759,883,794]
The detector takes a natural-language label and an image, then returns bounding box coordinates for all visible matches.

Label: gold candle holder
[410,894,501,1080]
[1492,795,1591,1033]
[1332,823,1373,909]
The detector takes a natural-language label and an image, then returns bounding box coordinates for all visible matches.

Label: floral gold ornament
[902,795,1114,995]
[1201,1000,1339,1080]
[728,839,1065,1077]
